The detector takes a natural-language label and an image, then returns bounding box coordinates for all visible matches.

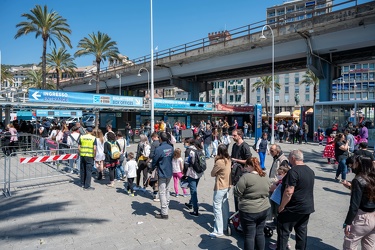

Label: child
[124,152,137,196]
[172,148,188,197]
[269,165,291,250]
[323,133,336,164]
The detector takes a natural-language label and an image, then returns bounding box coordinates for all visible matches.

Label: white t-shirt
[116,138,126,154]
[125,159,138,178]
[172,157,183,173]
[95,138,105,161]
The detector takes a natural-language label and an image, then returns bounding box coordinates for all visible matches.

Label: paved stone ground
[0,139,352,249]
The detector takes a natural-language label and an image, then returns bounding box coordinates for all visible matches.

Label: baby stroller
[226,211,274,238]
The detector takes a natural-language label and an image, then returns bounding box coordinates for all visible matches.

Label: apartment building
[266,0,332,25]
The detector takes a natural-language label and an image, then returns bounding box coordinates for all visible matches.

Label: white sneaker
[153,198,160,202]
[209,232,223,238]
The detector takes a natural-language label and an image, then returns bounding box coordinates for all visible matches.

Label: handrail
[62,0,367,83]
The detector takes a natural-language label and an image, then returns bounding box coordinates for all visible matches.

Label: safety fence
[2,147,79,197]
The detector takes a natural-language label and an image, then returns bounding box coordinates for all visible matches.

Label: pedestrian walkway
[0,140,351,249]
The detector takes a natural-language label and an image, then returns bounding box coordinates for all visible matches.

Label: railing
[62,0,368,83]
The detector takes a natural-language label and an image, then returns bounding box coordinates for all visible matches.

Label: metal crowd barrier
[2,146,79,197]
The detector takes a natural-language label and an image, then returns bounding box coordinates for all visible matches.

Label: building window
[219,89,223,94]
[256,88,261,94]
[235,95,241,102]
[285,86,289,93]
[305,86,310,93]
[229,95,234,102]
[284,94,290,103]
[295,74,299,84]
[306,94,310,101]
[257,96,261,103]
[275,95,280,103]
[295,86,300,93]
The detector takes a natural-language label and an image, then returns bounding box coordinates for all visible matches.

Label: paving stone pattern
[0,140,351,249]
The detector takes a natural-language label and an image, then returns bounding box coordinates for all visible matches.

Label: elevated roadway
[61,1,375,101]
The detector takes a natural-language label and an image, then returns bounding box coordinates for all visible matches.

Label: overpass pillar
[319,61,332,102]
[4,105,10,126]
[189,82,200,101]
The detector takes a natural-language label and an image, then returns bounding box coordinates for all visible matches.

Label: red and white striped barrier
[20,154,78,164]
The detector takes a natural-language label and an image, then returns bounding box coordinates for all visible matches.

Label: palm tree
[75,31,120,94]
[15,5,72,89]
[252,76,280,120]
[300,70,319,103]
[75,31,119,128]
[47,47,77,90]
[1,65,14,87]
[22,69,55,90]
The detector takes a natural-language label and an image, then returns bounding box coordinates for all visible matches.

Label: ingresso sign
[28,89,143,107]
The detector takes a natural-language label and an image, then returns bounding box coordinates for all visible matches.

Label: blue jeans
[204,143,210,158]
[240,208,268,250]
[336,158,348,180]
[244,129,248,138]
[69,156,80,171]
[258,151,266,170]
[116,161,125,180]
[125,135,130,146]
[213,189,229,234]
[187,176,200,212]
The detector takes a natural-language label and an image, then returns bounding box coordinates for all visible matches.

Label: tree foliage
[15,5,72,89]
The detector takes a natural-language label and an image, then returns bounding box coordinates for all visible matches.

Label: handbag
[180,176,189,188]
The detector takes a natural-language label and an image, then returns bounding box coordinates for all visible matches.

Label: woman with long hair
[342,155,375,250]
[334,133,350,182]
[234,157,270,250]
[209,144,231,238]
[93,129,105,180]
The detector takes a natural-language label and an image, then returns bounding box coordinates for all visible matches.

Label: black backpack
[191,149,207,173]
[231,162,247,185]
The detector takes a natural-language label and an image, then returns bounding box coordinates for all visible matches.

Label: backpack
[109,141,121,160]
[142,144,151,158]
[231,162,247,186]
[69,134,80,148]
[190,149,207,173]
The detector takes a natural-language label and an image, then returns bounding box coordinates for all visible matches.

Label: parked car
[66,117,79,125]
[82,115,95,127]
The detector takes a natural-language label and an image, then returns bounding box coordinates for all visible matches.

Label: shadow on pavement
[198,234,242,250]
[0,218,108,240]
[131,200,158,216]
[0,190,108,240]
[308,236,340,250]
[323,187,350,196]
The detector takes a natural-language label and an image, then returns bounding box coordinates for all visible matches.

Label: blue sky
[0,0,368,67]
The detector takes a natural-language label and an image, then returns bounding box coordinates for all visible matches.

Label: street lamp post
[150,0,155,134]
[137,67,150,96]
[88,78,99,128]
[116,73,121,95]
[260,25,275,144]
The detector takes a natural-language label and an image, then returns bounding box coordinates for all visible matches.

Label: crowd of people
[2,116,374,250]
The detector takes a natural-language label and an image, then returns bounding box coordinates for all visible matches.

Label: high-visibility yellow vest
[79,134,96,157]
